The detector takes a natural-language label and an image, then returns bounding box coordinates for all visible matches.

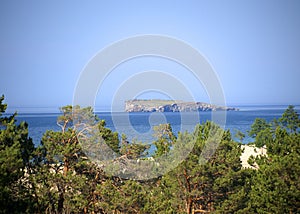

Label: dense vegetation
[0,95,299,213]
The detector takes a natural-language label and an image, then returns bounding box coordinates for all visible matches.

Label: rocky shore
[125,99,238,112]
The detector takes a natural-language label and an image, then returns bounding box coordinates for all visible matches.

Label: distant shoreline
[5,104,300,114]
[125,99,238,112]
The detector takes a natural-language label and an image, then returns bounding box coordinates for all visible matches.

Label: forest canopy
[0,95,299,214]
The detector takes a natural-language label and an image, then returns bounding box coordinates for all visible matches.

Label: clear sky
[1,0,300,112]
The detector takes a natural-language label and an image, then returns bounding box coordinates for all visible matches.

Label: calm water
[13,105,299,146]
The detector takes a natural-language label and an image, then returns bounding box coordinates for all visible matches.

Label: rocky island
[125,99,238,112]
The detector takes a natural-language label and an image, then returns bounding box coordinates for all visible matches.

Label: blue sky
[1,0,300,112]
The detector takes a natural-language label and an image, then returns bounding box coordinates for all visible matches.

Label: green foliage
[248,118,270,138]
[151,122,244,214]
[254,127,272,148]
[215,169,255,213]
[153,123,176,157]
[245,152,300,213]
[119,133,150,159]
[0,95,34,213]
[234,129,245,143]
[279,105,300,133]
[98,119,120,154]
[30,106,89,213]
[241,105,300,213]
[0,95,7,115]
[1,98,299,213]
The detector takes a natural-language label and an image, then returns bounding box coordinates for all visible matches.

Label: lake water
[13,105,299,146]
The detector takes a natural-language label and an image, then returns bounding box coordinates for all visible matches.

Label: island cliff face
[125,100,238,112]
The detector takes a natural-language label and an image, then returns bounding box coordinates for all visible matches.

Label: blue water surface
[12,105,299,147]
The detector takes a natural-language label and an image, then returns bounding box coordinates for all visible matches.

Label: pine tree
[151,122,244,213]
[30,106,89,213]
[279,105,300,133]
[248,118,270,138]
[241,106,300,213]
[0,95,34,213]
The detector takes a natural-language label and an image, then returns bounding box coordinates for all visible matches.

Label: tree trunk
[183,169,193,214]
[57,191,64,214]
[63,157,69,176]
[186,197,193,214]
